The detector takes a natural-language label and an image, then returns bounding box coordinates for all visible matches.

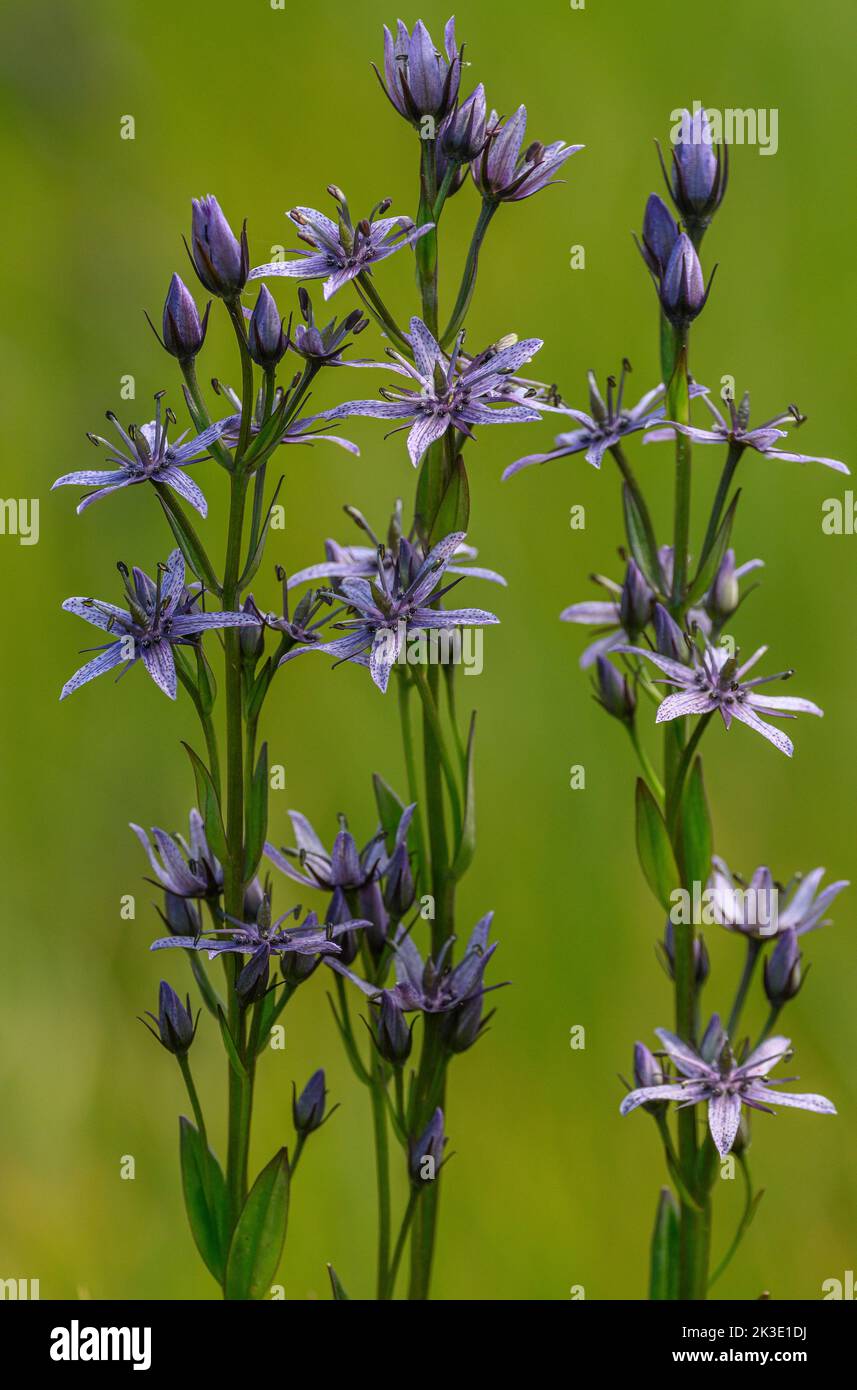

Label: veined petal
[158,465,208,517]
[619,1082,701,1115]
[62,597,132,632]
[707,1092,743,1156]
[729,702,794,756]
[60,642,127,700]
[141,639,177,699]
[746,1085,836,1114]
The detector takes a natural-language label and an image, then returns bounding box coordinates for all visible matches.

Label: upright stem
[370,1063,392,1299]
[699,442,744,568]
[669,327,691,609]
[441,200,497,347]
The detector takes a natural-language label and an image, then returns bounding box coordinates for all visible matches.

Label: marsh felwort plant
[57,16,578,1300]
[507,105,848,1299]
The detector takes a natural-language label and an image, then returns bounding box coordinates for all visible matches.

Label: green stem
[441,200,497,348]
[416,139,439,335]
[669,328,692,610]
[178,1054,208,1146]
[413,665,462,840]
[610,443,661,583]
[370,1062,392,1299]
[627,722,665,802]
[699,442,744,569]
[388,1192,419,1297]
[398,674,430,888]
[181,357,235,471]
[354,274,412,352]
[667,712,713,837]
[727,938,762,1039]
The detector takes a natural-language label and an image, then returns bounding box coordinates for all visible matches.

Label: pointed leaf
[217,1005,249,1081]
[240,475,285,591]
[649,1186,680,1300]
[183,742,228,865]
[635,777,679,911]
[450,712,477,880]
[154,485,221,595]
[622,482,661,590]
[372,773,406,854]
[224,1148,290,1300]
[327,1264,350,1300]
[244,742,269,880]
[179,1117,229,1284]
[687,489,741,605]
[677,757,712,888]
[430,453,470,544]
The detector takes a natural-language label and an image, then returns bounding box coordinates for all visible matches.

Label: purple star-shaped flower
[130,808,223,899]
[249,201,432,301]
[708,857,848,940]
[265,804,414,895]
[615,636,822,756]
[278,530,500,693]
[330,911,501,1015]
[503,363,667,477]
[646,390,849,474]
[374,18,461,125]
[325,317,543,468]
[60,548,258,701]
[621,1019,836,1157]
[472,104,583,202]
[52,393,230,517]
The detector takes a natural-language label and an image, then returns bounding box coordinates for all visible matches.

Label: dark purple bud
[141,980,197,1056]
[239,595,265,661]
[441,84,488,163]
[447,993,486,1054]
[619,558,653,635]
[190,195,248,299]
[326,887,359,966]
[654,602,686,663]
[659,233,711,328]
[764,928,803,1007]
[594,655,635,723]
[376,993,413,1066]
[164,890,201,936]
[383,841,415,919]
[376,18,461,127]
[280,946,319,986]
[632,1041,667,1112]
[236,944,270,1005]
[668,108,727,234]
[408,1107,447,1185]
[162,274,209,360]
[293,1068,327,1135]
[706,548,740,623]
[242,876,265,923]
[639,193,680,278]
[247,285,288,368]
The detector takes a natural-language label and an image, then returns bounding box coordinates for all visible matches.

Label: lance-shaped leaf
[195,644,217,718]
[179,1118,229,1285]
[224,1148,290,1301]
[430,453,470,545]
[649,1186,680,1300]
[622,481,661,590]
[239,475,285,591]
[677,757,712,888]
[635,777,679,911]
[686,489,741,606]
[327,1264,350,1300]
[217,1005,249,1082]
[155,485,222,596]
[183,742,228,865]
[372,772,406,854]
[451,712,477,880]
[244,742,269,880]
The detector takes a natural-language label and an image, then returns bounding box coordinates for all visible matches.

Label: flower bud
[639,193,679,278]
[662,921,709,987]
[280,947,319,986]
[447,994,486,1054]
[141,980,197,1056]
[408,1107,447,1185]
[619,558,653,635]
[239,596,265,662]
[293,1069,328,1135]
[659,233,710,328]
[594,655,635,723]
[654,602,687,663]
[248,285,288,368]
[669,108,727,236]
[383,841,415,919]
[764,928,803,1007]
[236,944,270,1005]
[441,84,487,163]
[164,890,201,936]
[376,994,413,1066]
[706,548,740,624]
[633,1041,667,1112]
[162,274,209,360]
[190,195,248,298]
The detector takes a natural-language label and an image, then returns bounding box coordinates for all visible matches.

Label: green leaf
[677,757,712,888]
[224,1148,290,1301]
[183,742,228,865]
[649,1186,680,1300]
[686,489,741,605]
[326,1264,350,1300]
[217,1006,249,1081]
[430,453,470,544]
[244,742,269,880]
[239,475,285,591]
[372,773,406,854]
[450,712,477,880]
[155,486,221,596]
[179,1118,229,1284]
[195,645,217,717]
[622,482,661,590]
[635,777,679,911]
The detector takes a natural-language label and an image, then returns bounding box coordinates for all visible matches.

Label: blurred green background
[2,0,855,1301]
